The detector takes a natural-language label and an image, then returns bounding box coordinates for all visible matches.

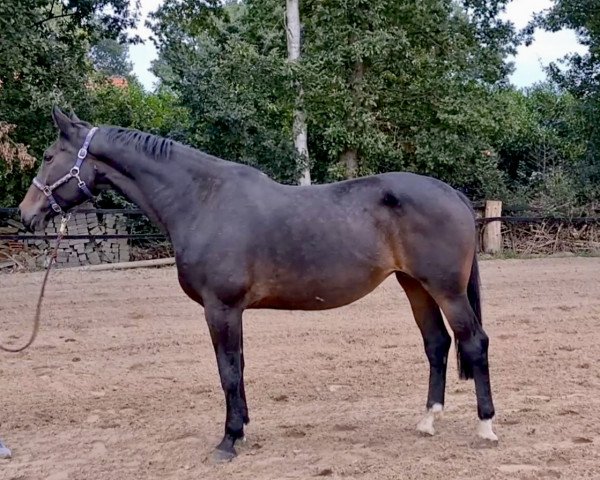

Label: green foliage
[89,39,134,77]
[148,0,302,183]
[84,79,192,208]
[527,0,600,204]
[0,123,37,206]
[495,85,585,180]
[488,83,594,212]
[301,0,518,198]
[0,0,140,206]
[88,79,189,136]
[149,0,521,197]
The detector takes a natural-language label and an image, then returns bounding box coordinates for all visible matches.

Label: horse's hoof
[211,447,236,464]
[416,417,435,436]
[472,419,498,448]
[416,403,443,436]
[477,419,498,442]
[0,444,11,459]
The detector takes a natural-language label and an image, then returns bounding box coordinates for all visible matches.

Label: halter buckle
[42,186,52,196]
[77,148,87,160]
[51,203,63,213]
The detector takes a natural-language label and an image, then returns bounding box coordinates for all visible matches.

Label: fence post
[483,200,502,254]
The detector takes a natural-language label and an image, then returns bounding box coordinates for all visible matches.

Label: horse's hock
[3,203,130,268]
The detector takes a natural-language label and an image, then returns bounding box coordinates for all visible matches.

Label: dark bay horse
[16,106,497,461]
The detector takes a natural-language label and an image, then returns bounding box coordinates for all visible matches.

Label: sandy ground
[0,257,599,480]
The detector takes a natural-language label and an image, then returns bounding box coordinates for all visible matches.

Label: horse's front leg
[205,302,247,462]
[0,437,11,459]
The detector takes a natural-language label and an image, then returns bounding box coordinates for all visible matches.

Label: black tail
[467,253,482,326]
[456,252,483,380]
[453,189,483,380]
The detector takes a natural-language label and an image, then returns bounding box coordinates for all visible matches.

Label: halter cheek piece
[32,127,98,215]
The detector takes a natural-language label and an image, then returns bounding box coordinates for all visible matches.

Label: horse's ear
[51,105,75,136]
[69,110,92,128]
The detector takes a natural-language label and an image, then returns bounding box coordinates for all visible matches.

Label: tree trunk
[340,148,358,178]
[285,0,311,185]
[339,59,364,179]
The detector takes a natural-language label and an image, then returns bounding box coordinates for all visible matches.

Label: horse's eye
[43,154,53,163]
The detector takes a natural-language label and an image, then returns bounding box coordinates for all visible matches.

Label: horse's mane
[104,127,173,161]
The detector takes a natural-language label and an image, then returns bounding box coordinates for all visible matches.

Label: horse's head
[19,106,100,231]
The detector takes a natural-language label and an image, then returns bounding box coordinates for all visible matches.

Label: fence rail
[0,234,167,240]
[2,205,599,263]
[1,207,599,243]
[477,216,600,224]
[0,207,146,215]
[1,218,599,242]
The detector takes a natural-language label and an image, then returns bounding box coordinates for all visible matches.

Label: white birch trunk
[339,52,364,179]
[286,0,311,185]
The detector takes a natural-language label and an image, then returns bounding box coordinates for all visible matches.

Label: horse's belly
[248,268,392,310]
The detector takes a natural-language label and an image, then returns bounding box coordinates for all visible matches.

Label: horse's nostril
[19,210,33,232]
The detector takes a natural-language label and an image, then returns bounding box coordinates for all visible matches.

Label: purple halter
[32,127,98,215]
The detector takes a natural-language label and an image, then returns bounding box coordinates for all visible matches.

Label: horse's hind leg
[435,293,497,442]
[397,272,451,436]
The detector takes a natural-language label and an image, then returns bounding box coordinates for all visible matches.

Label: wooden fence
[474,201,600,255]
[1,202,599,270]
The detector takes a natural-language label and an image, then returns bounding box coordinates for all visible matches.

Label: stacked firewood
[0,211,130,270]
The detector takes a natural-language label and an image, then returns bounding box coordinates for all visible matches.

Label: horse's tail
[466,252,482,327]
[455,252,483,378]
[454,189,483,380]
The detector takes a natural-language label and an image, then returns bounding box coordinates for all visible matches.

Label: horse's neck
[96,164,168,230]
[93,133,224,231]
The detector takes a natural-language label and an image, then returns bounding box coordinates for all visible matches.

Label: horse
[16,106,497,461]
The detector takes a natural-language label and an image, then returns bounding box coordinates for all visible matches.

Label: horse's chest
[176,270,204,305]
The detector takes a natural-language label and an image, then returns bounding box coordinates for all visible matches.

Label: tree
[286,0,311,185]
[149,0,519,197]
[525,0,600,203]
[85,78,191,210]
[0,0,140,205]
[89,38,134,77]
[491,83,588,210]
[301,0,517,195]
[149,0,303,183]
[0,123,37,206]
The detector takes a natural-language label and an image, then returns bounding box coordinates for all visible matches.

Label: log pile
[0,207,129,270]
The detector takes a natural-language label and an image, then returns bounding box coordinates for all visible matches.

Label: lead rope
[0,215,70,353]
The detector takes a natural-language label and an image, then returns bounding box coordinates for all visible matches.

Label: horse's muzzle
[19,209,36,233]
[19,204,47,233]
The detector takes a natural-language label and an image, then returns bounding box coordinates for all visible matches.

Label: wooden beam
[71,257,175,272]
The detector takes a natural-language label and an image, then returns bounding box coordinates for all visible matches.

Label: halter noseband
[32,127,98,216]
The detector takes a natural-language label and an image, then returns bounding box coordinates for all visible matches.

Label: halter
[32,127,98,215]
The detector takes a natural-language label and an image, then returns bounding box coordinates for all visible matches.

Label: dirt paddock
[1,257,599,479]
